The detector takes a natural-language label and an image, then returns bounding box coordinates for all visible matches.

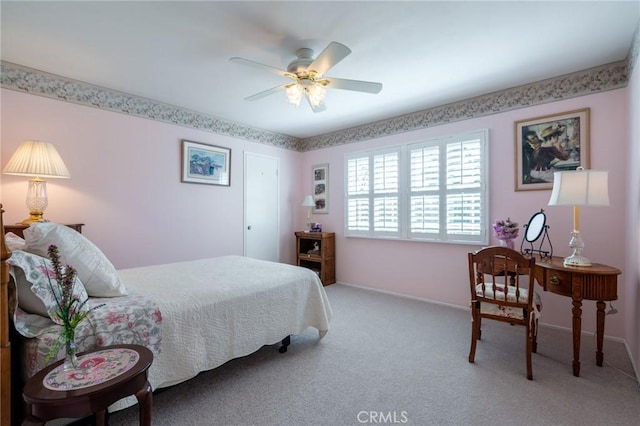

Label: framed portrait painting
[181,140,231,186]
[514,108,590,191]
[312,163,329,214]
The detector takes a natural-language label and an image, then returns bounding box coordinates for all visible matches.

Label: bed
[0,207,333,420]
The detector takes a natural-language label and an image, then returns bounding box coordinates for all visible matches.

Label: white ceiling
[1,1,638,139]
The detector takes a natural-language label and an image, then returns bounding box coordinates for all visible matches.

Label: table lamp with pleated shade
[3,140,70,224]
[302,195,315,232]
[548,167,609,267]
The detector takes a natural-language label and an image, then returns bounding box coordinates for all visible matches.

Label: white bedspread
[114,255,332,409]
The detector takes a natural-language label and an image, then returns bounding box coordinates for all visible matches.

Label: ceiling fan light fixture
[307,83,327,108]
[286,84,303,107]
[231,41,382,112]
[286,81,327,109]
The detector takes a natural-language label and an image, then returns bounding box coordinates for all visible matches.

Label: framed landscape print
[181,140,231,186]
[312,163,329,214]
[514,108,590,191]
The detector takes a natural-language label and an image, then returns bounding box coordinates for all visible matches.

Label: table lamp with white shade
[547,167,609,267]
[3,140,70,224]
[302,195,315,232]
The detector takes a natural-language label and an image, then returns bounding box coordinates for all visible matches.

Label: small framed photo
[514,108,590,191]
[312,163,329,214]
[181,140,231,186]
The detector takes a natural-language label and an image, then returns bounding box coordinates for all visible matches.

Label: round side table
[22,344,153,426]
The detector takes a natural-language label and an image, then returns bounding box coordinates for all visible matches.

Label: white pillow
[5,232,26,251]
[7,249,89,320]
[23,222,127,297]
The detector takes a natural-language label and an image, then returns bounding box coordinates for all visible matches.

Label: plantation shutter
[345,130,487,244]
[410,144,440,236]
[346,156,370,232]
[373,151,399,234]
[445,137,483,239]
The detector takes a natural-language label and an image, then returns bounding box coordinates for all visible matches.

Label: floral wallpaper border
[0,61,299,151]
[299,60,629,151]
[1,47,635,153]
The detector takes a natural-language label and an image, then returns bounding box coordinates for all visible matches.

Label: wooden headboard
[1,204,12,425]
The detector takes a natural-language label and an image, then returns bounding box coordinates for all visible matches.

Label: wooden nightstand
[295,232,335,285]
[22,344,153,425]
[3,223,83,238]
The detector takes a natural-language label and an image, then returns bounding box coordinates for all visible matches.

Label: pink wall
[0,89,304,269]
[625,58,640,375]
[300,89,629,339]
[0,85,632,344]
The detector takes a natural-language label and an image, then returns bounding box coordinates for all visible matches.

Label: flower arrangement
[493,218,519,240]
[44,244,103,367]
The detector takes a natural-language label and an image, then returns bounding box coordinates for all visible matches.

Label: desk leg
[596,300,606,367]
[571,298,582,377]
[135,380,153,426]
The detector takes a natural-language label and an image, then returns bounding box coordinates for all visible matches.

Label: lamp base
[563,254,592,267]
[563,229,592,267]
[21,211,45,224]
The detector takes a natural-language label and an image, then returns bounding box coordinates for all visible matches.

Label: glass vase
[499,238,515,250]
[63,326,78,372]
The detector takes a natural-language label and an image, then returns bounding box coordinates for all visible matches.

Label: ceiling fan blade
[306,94,327,113]
[309,41,352,75]
[244,83,292,101]
[322,77,382,94]
[230,57,295,79]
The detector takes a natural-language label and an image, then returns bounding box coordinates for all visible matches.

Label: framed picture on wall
[312,163,329,214]
[514,108,590,191]
[181,140,231,186]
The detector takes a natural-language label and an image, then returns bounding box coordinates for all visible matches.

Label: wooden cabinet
[4,223,84,238]
[295,232,335,286]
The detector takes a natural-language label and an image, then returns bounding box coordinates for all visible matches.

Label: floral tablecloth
[43,347,140,391]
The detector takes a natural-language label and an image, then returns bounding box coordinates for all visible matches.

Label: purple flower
[492,218,519,239]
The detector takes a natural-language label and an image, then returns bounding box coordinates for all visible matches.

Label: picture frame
[514,108,589,191]
[181,140,231,186]
[312,163,329,214]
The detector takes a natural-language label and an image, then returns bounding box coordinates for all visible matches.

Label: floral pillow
[7,249,89,321]
[23,222,127,297]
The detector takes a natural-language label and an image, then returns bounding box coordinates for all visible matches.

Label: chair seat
[475,283,542,321]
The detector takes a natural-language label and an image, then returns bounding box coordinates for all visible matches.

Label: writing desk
[534,257,620,377]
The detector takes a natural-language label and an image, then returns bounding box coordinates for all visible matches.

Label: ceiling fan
[230,41,382,113]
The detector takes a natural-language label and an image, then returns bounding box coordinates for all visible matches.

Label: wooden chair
[467,246,541,380]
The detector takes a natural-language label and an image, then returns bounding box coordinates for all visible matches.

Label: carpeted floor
[109,284,640,425]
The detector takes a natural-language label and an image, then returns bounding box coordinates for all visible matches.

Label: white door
[244,152,279,261]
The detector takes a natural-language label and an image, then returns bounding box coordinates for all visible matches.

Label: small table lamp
[302,195,315,232]
[547,167,609,267]
[3,140,70,224]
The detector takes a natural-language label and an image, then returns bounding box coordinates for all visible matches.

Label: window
[345,130,488,244]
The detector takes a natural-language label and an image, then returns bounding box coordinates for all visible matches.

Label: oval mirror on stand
[525,211,546,242]
[521,209,553,258]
